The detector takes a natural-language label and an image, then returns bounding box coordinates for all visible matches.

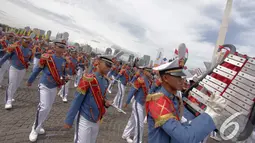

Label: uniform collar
[160,86,174,99]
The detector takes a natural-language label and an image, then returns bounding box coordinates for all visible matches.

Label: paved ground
[0,69,223,143]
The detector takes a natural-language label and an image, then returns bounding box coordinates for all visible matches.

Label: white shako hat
[98,55,114,65]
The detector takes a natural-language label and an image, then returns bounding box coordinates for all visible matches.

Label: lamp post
[211,0,233,68]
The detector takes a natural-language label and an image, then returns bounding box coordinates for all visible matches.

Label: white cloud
[0,0,254,69]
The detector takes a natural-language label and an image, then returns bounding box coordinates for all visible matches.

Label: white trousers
[122,101,144,143]
[107,75,115,92]
[74,114,99,143]
[58,80,71,98]
[33,57,40,72]
[113,82,125,109]
[5,66,26,105]
[74,67,84,87]
[33,83,57,132]
[0,58,10,85]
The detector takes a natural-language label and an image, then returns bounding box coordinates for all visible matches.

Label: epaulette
[82,73,95,82]
[77,74,94,95]
[41,53,50,60]
[146,92,164,102]
[137,77,144,83]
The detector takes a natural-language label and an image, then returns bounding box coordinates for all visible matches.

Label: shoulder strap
[76,73,93,94]
[138,77,148,98]
[89,76,106,121]
[46,56,63,86]
[15,46,29,69]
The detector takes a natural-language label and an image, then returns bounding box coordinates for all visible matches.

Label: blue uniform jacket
[77,55,86,69]
[115,70,129,86]
[0,45,32,70]
[147,87,216,143]
[108,69,117,77]
[149,83,161,94]
[27,54,67,89]
[126,74,150,105]
[67,57,78,76]
[149,78,162,94]
[65,72,109,125]
[34,46,44,59]
[0,40,12,58]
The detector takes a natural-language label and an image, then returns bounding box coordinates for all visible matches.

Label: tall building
[113,49,120,55]
[143,55,150,66]
[138,59,145,66]
[149,60,153,67]
[105,48,112,55]
[128,54,135,63]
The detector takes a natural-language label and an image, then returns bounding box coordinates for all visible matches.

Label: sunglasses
[55,43,66,49]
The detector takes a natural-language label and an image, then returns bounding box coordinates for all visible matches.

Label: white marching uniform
[113,81,126,109]
[74,67,84,87]
[58,79,71,100]
[122,101,144,143]
[0,59,10,85]
[33,83,57,132]
[107,75,116,93]
[74,114,100,143]
[5,66,26,105]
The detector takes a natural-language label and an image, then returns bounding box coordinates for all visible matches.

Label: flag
[161,57,168,64]
[154,49,163,67]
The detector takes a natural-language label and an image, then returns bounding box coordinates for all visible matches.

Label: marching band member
[122,66,152,143]
[27,39,67,142]
[64,55,114,143]
[0,32,15,87]
[0,36,33,109]
[107,65,118,93]
[113,64,129,111]
[143,71,162,124]
[58,47,78,102]
[74,52,87,87]
[32,41,47,72]
[146,58,227,143]
[149,73,162,94]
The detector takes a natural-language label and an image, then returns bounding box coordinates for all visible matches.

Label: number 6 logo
[220,112,243,140]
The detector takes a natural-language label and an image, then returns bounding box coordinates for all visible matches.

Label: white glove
[180,116,188,123]
[205,94,227,127]
[144,116,147,124]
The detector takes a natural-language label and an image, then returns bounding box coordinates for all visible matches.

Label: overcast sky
[0,0,254,69]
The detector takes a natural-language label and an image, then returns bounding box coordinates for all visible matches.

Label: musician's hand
[26,82,32,87]
[105,100,113,107]
[207,94,227,113]
[123,103,128,109]
[9,42,19,48]
[64,124,72,129]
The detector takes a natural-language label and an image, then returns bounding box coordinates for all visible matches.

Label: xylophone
[183,44,255,141]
